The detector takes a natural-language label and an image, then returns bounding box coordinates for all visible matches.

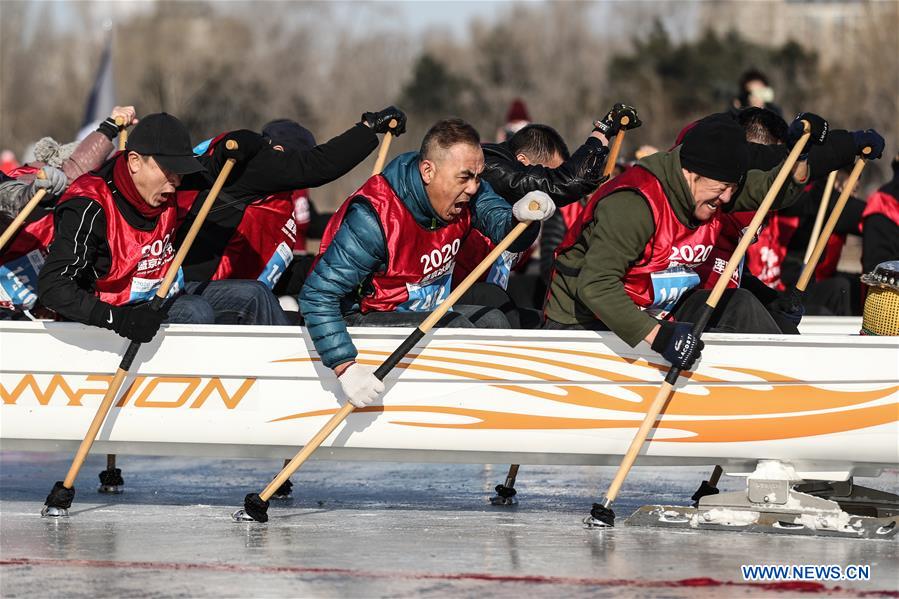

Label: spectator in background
[0,150,18,173]
[496,98,531,142]
[732,68,782,117]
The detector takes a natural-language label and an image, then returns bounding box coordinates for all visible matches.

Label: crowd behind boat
[1,69,897,413]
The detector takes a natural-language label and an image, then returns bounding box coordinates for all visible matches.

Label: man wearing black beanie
[544,111,879,372]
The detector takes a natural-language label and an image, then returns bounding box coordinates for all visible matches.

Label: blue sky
[30,0,516,38]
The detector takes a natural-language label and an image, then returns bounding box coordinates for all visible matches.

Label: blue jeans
[166,280,290,325]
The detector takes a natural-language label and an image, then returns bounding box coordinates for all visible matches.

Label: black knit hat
[262,119,316,153]
[126,112,204,175]
[680,114,749,184]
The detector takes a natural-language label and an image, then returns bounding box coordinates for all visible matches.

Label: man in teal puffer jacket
[300,118,555,408]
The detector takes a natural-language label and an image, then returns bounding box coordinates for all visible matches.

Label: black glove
[361,106,407,137]
[574,138,610,185]
[851,129,885,160]
[105,301,169,343]
[593,103,642,137]
[767,287,805,326]
[788,113,828,159]
[650,320,704,371]
[219,129,266,164]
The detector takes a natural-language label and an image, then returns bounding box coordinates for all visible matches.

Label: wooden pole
[493,114,632,494]
[796,151,870,293]
[803,170,837,265]
[592,123,812,522]
[56,142,239,492]
[371,119,399,176]
[116,116,128,152]
[602,116,630,178]
[255,204,540,505]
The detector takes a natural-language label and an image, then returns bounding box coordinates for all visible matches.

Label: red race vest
[695,211,756,291]
[210,189,305,288]
[862,190,899,228]
[556,166,723,318]
[744,212,846,289]
[745,214,790,289]
[191,133,305,287]
[60,173,183,306]
[814,231,847,280]
[318,175,471,313]
[0,165,54,310]
[559,201,583,230]
[4,165,42,180]
[292,189,311,253]
[452,229,530,290]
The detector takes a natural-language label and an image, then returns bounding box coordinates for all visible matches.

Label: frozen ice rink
[1,452,897,598]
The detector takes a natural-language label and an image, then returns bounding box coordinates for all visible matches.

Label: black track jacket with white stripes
[38,124,378,326]
[36,158,180,327]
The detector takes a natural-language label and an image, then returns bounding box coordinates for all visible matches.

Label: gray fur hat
[32,137,78,169]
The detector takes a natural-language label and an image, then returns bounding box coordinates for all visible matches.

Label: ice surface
[1,452,897,597]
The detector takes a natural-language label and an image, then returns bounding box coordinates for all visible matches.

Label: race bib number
[127,268,184,304]
[258,241,293,289]
[0,250,44,310]
[646,266,699,318]
[485,251,519,290]
[398,269,453,312]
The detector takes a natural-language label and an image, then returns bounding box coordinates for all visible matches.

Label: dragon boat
[1,320,896,537]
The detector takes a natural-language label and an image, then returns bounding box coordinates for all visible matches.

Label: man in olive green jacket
[544,112,862,371]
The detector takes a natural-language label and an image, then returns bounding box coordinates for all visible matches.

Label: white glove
[512,190,555,222]
[337,362,385,408]
[30,166,68,198]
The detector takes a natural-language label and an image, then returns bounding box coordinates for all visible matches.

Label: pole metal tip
[583,502,616,528]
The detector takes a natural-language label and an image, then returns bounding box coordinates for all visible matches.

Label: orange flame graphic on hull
[270,403,899,443]
[272,346,899,443]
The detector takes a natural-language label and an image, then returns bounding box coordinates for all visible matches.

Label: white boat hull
[1,322,896,480]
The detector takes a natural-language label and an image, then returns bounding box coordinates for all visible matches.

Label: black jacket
[862,175,899,273]
[37,158,189,327]
[177,123,378,281]
[480,137,607,207]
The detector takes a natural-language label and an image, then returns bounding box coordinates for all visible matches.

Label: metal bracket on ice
[625,460,898,539]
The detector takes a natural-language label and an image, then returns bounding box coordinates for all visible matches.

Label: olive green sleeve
[732,161,805,213]
[576,192,659,347]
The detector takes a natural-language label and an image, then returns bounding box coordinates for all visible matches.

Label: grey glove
[29,166,68,199]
